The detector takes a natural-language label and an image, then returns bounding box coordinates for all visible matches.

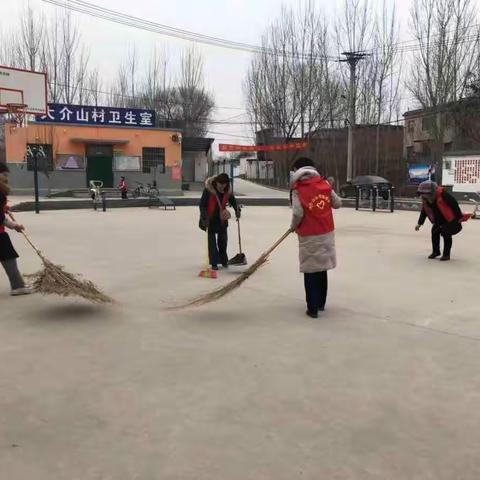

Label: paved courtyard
[1,206,480,480]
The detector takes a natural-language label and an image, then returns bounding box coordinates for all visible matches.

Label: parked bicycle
[132,180,159,198]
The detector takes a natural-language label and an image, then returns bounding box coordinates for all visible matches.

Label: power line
[41,0,338,61]
[46,80,247,111]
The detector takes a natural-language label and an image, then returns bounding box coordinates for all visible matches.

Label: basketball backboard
[0,65,47,115]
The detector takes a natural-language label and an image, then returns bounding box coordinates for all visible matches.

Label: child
[119,176,128,199]
[0,163,32,296]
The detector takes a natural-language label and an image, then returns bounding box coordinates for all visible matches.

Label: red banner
[219,142,308,153]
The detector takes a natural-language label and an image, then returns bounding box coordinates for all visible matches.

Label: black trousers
[121,191,128,199]
[208,230,228,267]
[431,225,452,256]
[304,271,328,313]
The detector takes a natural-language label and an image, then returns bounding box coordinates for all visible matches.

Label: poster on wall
[114,156,141,171]
[172,166,182,181]
[56,154,85,170]
[443,156,480,193]
[408,165,434,184]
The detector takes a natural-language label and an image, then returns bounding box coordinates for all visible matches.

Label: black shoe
[222,263,229,269]
[440,255,450,261]
[319,306,325,312]
[306,310,318,319]
[212,265,219,271]
[428,252,441,259]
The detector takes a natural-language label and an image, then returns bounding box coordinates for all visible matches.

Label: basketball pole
[33,148,40,214]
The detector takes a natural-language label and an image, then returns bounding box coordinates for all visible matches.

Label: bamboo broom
[171,230,291,309]
[9,213,113,304]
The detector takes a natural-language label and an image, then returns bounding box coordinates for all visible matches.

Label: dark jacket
[199,177,239,233]
[418,189,463,228]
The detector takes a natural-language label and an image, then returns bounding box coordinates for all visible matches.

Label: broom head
[199,268,218,279]
[30,258,113,304]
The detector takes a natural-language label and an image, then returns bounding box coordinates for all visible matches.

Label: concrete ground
[1,206,480,480]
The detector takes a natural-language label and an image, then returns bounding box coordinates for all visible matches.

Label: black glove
[199,216,208,231]
[235,208,241,219]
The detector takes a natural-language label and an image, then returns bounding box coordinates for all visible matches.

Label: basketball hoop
[6,103,27,128]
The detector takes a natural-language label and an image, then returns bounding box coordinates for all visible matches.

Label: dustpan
[229,217,247,266]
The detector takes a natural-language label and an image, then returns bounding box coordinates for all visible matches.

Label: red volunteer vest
[294,177,334,236]
[423,187,470,223]
[0,202,7,234]
[207,191,230,220]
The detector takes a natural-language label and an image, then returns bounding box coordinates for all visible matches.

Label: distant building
[181,137,214,184]
[1,107,183,194]
[255,126,404,189]
[404,101,480,192]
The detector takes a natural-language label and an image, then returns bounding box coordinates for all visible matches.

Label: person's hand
[415,224,421,231]
[13,223,25,232]
[236,210,241,219]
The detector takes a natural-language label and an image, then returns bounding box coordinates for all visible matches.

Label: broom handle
[262,230,292,257]
[7,212,44,259]
[236,218,242,254]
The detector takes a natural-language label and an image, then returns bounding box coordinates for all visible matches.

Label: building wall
[182,151,208,183]
[4,122,182,193]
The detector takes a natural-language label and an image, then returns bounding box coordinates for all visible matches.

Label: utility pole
[341,52,369,182]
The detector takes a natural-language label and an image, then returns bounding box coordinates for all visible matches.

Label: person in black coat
[199,173,240,270]
[0,163,32,295]
[415,180,465,261]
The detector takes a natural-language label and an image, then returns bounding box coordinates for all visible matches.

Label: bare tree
[170,47,215,136]
[17,5,44,71]
[408,0,480,175]
[246,2,346,185]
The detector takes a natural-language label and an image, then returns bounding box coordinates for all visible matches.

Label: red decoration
[219,142,308,152]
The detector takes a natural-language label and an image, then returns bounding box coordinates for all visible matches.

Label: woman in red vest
[415,180,466,261]
[0,163,32,296]
[290,158,342,318]
[199,173,240,270]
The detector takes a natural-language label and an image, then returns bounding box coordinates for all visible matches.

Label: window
[406,146,414,161]
[26,144,53,171]
[142,147,165,173]
[422,116,434,131]
[407,120,415,133]
[444,142,453,152]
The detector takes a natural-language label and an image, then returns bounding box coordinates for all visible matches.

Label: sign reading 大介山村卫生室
[35,103,156,128]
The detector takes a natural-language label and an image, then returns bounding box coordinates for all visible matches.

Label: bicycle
[132,181,159,198]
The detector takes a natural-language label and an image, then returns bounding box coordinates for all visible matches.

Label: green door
[87,155,113,188]
[86,144,114,188]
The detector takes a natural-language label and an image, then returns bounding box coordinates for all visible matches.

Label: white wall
[443,155,480,193]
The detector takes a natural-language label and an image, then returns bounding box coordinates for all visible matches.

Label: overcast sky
[1,0,477,150]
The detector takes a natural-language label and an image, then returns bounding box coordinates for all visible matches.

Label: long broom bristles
[10,214,113,304]
[29,258,113,304]
[171,230,291,309]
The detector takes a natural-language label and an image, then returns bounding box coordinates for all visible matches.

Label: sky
[0,0,447,151]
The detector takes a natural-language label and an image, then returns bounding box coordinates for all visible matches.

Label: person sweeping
[0,163,32,296]
[415,180,470,261]
[199,173,240,270]
[290,157,341,318]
